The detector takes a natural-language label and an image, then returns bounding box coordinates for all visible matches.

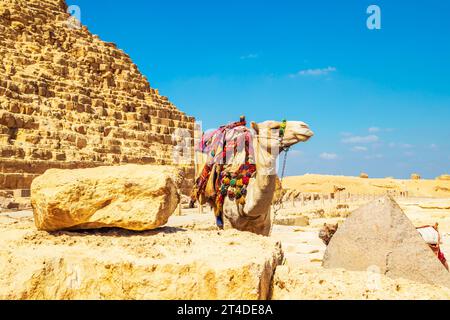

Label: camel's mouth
[282,128,314,147]
[297,131,314,141]
[293,128,314,143]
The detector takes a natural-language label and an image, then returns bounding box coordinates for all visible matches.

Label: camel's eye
[269,123,281,130]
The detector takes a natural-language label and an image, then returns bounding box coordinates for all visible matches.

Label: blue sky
[71,0,450,178]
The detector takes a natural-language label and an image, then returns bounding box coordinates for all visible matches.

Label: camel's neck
[244,137,279,213]
[254,136,279,176]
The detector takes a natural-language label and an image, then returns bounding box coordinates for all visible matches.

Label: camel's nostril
[299,130,314,138]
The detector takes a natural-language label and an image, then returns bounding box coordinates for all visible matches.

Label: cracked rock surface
[0,212,283,300]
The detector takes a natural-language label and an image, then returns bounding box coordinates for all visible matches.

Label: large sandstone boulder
[31,165,182,231]
[0,214,283,300]
[323,196,450,287]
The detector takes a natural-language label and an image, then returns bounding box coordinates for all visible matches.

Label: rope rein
[270,120,290,234]
[273,147,289,213]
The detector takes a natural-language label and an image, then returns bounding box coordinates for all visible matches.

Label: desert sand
[283,174,450,198]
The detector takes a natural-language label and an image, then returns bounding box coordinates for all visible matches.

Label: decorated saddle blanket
[190,118,257,221]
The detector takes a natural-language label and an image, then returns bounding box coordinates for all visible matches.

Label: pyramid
[0,0,195,195]
[323,196,450,287]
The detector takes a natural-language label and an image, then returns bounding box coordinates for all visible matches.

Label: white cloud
[364,154,384,160]
[430,143,438,150]
[352,146,368,152]
[290,66,337,77]
[388,142,414,149]
[340,132,353,137]
[369,127,394,133]
[372,143,384,149]
[320,152,338,160]
[341,135,379,144]
[240,53,259,60]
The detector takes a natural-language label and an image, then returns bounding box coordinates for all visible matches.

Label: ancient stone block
[0,218,283,300]
[31,164,183,231]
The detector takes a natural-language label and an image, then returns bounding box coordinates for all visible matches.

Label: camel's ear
[251,121,259,134]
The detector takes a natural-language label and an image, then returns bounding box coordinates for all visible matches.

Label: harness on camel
[190,116,288,229]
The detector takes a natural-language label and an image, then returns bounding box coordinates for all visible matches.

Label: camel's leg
[223,214,233,232]
[223,201,272,236]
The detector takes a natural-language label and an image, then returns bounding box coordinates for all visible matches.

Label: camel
[319,223,339,245]
[333,185,346,193]
[221,120,314,236]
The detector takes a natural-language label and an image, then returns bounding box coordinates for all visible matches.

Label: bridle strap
[254,119,289,152]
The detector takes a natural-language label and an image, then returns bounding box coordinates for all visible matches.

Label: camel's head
[251,120,314,151]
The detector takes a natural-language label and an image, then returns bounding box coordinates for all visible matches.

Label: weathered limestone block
[31,164,183,231]
[0,217,283,300]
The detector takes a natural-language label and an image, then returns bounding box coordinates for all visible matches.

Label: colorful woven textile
[196,118,255,165]
[191,118,257,223]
